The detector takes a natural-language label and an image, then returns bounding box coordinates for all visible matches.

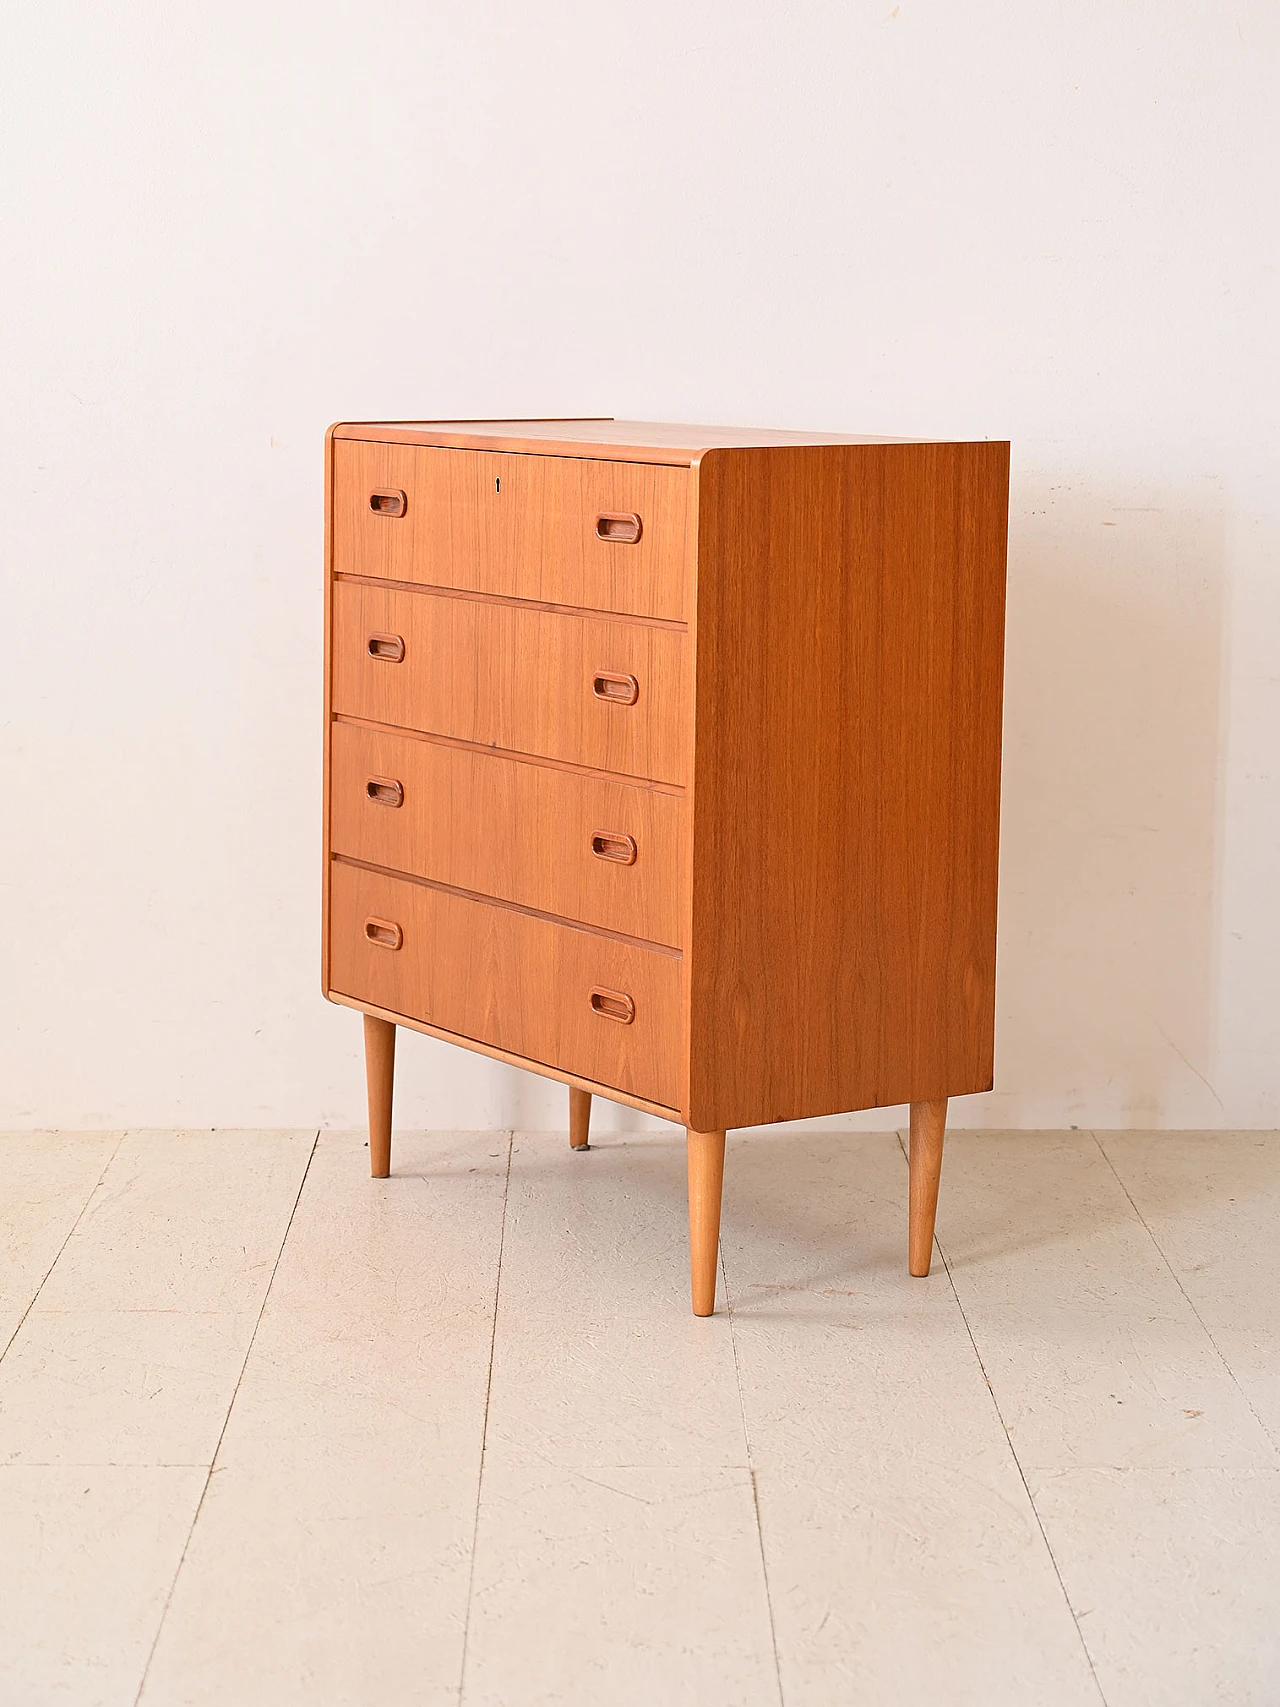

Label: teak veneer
[322,418,1010,1315]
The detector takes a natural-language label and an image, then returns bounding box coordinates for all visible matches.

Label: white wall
[2,2,1276,1132]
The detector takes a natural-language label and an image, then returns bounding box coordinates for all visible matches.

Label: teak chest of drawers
[322,418,1010,1315]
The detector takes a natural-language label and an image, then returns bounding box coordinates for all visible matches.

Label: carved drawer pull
[366,776,404,808]
[367,632,405,662]
[590,987,635,1024]
[592,671,639,706]
[596,512,642,544]
[591,831,637,865]
[364,917,403,951]
[369,488,407,517]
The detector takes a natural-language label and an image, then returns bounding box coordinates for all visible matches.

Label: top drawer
[331,438,693,622]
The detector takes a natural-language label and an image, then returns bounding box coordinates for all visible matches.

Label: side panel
[687,442,1010,1130]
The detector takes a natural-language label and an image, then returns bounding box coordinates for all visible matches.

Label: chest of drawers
[322,419,1010,1314]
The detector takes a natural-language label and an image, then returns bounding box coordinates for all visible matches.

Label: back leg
[569,1085,592,1151]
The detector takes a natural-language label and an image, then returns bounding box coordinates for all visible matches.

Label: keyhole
[495,477,501,493]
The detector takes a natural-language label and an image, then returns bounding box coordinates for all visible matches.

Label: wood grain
[330,720,685,948]
[333,420,926,464]
[333,439,693,619]
[686,442,1009,1131]
[330,579,690,786]
[329,860,685,1108]
[323,421,1010,1228]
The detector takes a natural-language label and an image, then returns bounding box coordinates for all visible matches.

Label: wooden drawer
[332,438,692,621]
[328,861,683,1107]
[330,580,689,786]
[330,721,685,949]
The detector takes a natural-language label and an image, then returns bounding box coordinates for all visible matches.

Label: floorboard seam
[0,1131,125,1367]
[457,1129,514,1706]
[1093,1132,1280,1457]
[896,1131,1111,1707]
[129,1129,320,1707]
[724,1229,786,1707]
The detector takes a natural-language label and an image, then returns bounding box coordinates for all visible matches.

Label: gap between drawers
[329,715,686,797]
[333,572,689,633]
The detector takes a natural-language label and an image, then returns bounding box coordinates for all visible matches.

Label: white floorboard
[481,1133,746,1471]
[935,1131,1273,1471]
[140,1132,509,1707]
[1,1127,1277,1706]
[0,1132,120,1355]
[724,1130,1099,1707]
[1100,1131,1280,1447]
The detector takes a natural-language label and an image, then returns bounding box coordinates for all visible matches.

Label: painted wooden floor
[2,1127,1277,1706]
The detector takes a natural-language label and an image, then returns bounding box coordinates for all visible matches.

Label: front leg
[364,1014,396,1178]
[686,1128,727,1316]
[908,1098,948,1275]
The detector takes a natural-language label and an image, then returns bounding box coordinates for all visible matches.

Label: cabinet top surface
[330,418,1003,465]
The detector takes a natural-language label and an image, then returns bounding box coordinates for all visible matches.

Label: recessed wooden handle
[366,776,404,808]
[364,917,403,951]
[369,489,407,518]
[592,671,639,706]
[596,512,642,544]
[591,831,637,865]
[367,632,405,663]
[590,987,635,1024]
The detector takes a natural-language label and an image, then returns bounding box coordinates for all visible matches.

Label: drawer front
[331,722,686,949]
[331,581,689,786]
[333,439,692,621]
[329,861,683,1107]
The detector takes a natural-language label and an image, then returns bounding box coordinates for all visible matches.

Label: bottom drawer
[328,861,684,1108]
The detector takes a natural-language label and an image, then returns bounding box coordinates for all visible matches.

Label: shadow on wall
[993,473,1228,1129]
[388,473,1230,1139]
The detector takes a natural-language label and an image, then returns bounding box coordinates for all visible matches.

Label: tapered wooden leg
[364,1014,395,1179]
[687,1127,726,1317]
[908,1098,948,1275]
[569,1085,592,1150]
